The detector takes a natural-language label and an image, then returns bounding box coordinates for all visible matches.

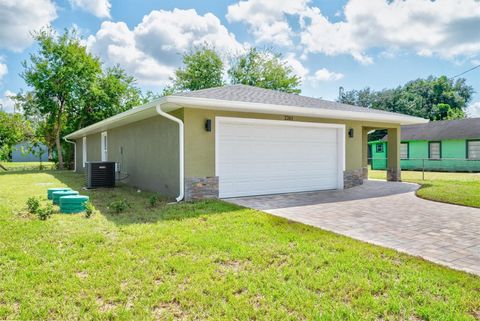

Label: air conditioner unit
[85,161,116,189]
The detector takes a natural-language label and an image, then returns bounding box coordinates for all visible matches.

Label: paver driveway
[227,180,480,276]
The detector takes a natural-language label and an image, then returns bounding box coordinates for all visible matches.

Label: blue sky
[1,0,479,115]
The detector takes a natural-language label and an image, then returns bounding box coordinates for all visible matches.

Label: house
[369,118,480,172]
[11,142,49,162]
[64,85,426,200]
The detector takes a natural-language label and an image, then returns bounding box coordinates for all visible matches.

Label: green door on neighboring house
[369,141,387,170]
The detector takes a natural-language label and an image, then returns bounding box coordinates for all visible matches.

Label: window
[82,137,87,167]
[376,143,384,153]
[429,141,441,160]
[467,140,480,160]
[101,131,108,161]
[400,142,409,159]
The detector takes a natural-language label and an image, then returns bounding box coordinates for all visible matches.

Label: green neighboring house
[370,118,480,172]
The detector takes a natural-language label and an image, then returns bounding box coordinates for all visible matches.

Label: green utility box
[59,195,90,214]
[47,188,71,200]
[52,190,79,204]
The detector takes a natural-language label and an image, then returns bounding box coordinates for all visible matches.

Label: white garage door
[216,117,345,198]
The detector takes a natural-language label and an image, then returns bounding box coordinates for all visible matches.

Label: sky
[0,0,479,116]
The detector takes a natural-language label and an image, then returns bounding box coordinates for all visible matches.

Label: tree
[228,48,301,94]
[20,29,144,168]
[164,45,224,95]
[338,76,474,121]
[21,28,101,169]
[74,65,143,129]
[0,111,32,160]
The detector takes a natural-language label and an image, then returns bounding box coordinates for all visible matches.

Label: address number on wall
[284,115,294,121]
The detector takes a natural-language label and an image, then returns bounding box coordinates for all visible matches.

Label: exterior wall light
[205,119,212,132]
[348,128,354,138]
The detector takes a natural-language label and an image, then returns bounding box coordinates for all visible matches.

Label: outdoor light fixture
[348,128,354,138]
[205,119,212,132]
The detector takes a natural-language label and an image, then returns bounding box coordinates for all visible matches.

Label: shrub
[84,201,95,218]
[26,197,41,214]
[37,204,54,220]
[108,199,130,214]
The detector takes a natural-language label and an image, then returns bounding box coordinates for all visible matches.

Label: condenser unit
[85,161,116,188]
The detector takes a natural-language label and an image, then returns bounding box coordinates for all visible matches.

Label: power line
[450,63,480,79]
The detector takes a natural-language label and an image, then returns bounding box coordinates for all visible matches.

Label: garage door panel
[216,118,343,198]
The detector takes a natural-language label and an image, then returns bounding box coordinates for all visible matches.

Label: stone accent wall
[362,166,368,179]
[343,169,364,189]
[387,168,401,182]
[184,176,219,200]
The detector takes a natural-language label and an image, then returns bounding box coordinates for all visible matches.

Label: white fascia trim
[65,95,426,140]
[166,96,428,125]
[155,103,184,202]
[64,98,166,139]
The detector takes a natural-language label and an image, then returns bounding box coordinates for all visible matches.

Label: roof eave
[65,95,427,139]
[165,96,428,125]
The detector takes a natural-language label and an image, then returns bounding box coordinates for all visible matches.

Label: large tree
[228,48,301,94]
[164,46,224,95]
[21,28,101,169]
[20,29,144,169]
[339,76,474,121]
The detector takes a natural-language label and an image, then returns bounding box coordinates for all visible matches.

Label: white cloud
[227,0,480,64]
[312,68,344,81]
[285,53,343,85]
[302,0,480,63]
[226,0,311,46]
[69,0,111,18]
[0,0,57,51]
[87,9,244,86]
[285,53,309,80]
[0,58,7,80]
[0,90,16,113]
[467,101,480,118]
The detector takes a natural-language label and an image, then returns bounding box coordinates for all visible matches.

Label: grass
[369,169,480,208]
[0,171,479,320]
[0,161,56,171]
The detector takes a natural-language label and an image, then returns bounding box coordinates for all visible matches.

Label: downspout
[155,103,184,202]
[63,137,76,172]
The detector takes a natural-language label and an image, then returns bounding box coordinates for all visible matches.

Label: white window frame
[429,141,441,160]
[101,131,108,161]
[82,137,87,167]
[467,140,480,160]
[400,142,409,159]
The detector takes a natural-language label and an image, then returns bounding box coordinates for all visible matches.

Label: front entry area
[215,117,345,198]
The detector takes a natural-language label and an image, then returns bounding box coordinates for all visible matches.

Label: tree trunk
[56,101,64,169]
[56,129,63,169]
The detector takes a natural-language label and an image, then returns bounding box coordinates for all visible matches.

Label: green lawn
[369,169,480,208]
[0,161,56,171]
[1,171,479,320]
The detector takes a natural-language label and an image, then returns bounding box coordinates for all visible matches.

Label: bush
[26,197,41,214]
[108,199,130,214]
[37,204,54,220]
[84,201,95,218]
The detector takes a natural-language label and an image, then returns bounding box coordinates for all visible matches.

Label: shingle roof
[174,84,405,117]
[384,118,480,141]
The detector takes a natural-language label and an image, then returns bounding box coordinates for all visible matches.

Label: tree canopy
[228,48,301,94]
[164,46,302,95]
[338,76,474,121]
[164,46,224,95]
[19,29,144,168]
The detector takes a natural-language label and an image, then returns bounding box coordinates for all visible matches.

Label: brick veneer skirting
[344,169,364,189]
[184,176,219,200]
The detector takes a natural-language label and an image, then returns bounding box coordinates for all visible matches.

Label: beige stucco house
[64,85,427,201]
